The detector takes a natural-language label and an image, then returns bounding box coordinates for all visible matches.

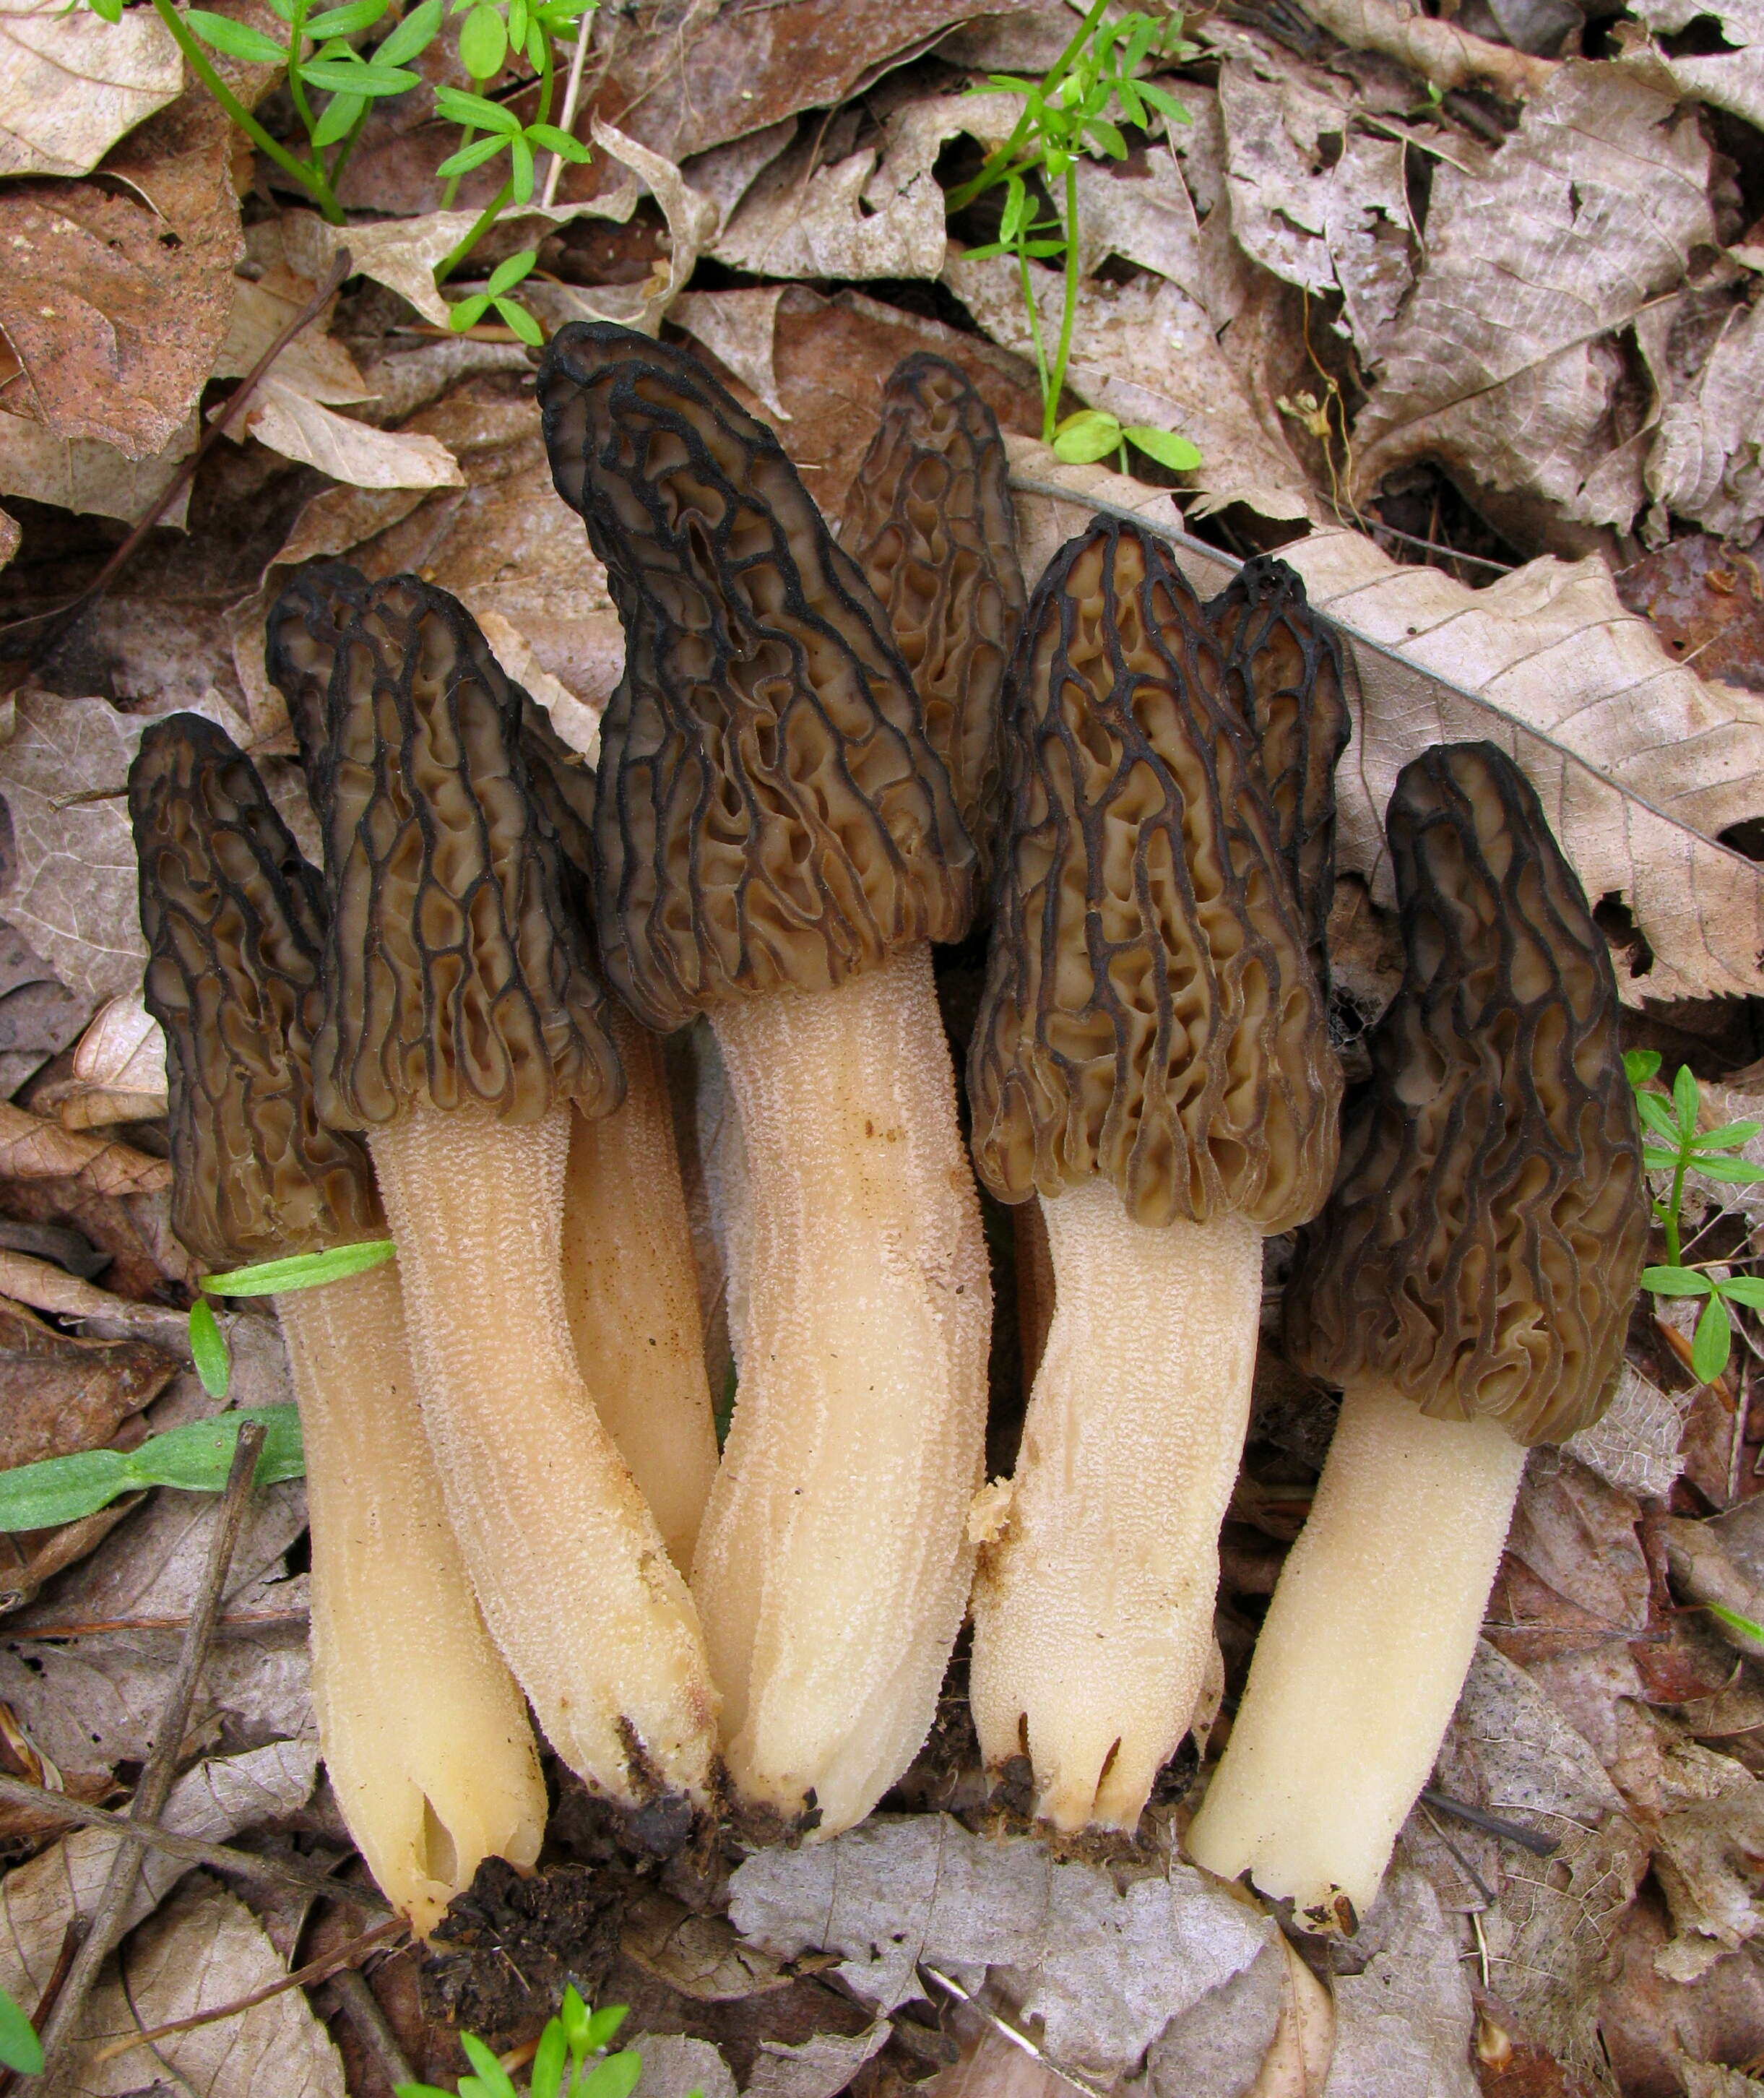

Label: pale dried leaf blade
[230,375,466,491]
[1321,1870,1479,2098]
[1630,0,1764,128]
[61,1874,345,2097]
[0,1102,168,1196]
[0,407,197,530]
[0,0,182,179]
[1008,446,1764,1004]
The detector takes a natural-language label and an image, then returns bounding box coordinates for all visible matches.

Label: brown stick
[0,1917,85,2098]
[0,1771,390,1914]
[37,1423,267,2074]
[91,1917,407,2063]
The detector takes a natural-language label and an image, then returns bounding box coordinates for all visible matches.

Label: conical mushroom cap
[537,321,975,1032]
[129,712,379,1269]
[1286,741,1648,1446]
[968,517,1341,1233]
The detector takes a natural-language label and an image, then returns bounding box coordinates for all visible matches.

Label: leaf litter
[10,0,1764,2091]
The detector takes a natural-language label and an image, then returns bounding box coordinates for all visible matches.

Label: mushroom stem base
[1185,1378,1529,1927]
[562,1009,719,1573]
[276,1266,545,1935]
[693,943,990,1837]
[367,1100,718,1809]
[969,1180,1262,1833]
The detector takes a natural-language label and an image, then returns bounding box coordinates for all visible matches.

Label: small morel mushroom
[841,353,1026,865]
[967,518,1341,1833]
[130,713,546,1933]
[1186,741,1648,1928]
[1205,556,1349,988]
[293,571,719,1813]
[538,321,991,1836]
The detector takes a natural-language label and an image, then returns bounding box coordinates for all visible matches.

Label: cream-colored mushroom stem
[275,1266,545,1936]
[969,1180,1262,1834]
[562,1008,719,1571]
[367,1101,719,1808]
[691,942,990,1837]
[1186,1378,1529,1925]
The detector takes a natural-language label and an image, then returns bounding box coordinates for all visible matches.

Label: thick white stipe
[277,1266,545,1933]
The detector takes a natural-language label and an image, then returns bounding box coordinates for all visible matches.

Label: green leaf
[436,132,509,177]
[186,8,290,59]
[509,131,535,200]
[1641,1265,1713,1295]
[448,293,493,329]
[434,82,520,130]
[312,88,367,145]
[86,0,126,24]
[1643,1149,1682,1172]
[1137,80,1189,121]
[1674,1061,1701,1136]
[189,1298,230,1399]
[531,2021,568,2098]
[0,1985,43,2076]
[1625,1048,1664,1086]
[485,247,535,295]
[1718,1274,1764,1309]
[460,2033,519,2097]
[1124,423,1201,470]
[508,0,525,47]
[458,2,507,77]
[1693,1292,1733,1383]
[1052,408,1124,463]
[1636,1092,1685,1147]
[298,55,420,90]
[0,1407,303,1531]
[496,296,544,344]
[581,2005,628,2052]
[1705,1598,1764,1644]
[393,2086,456,2098]
[578,2052,642,2098]
[1698,1157,1764,1184]
[1695,1121,1763,1150]
[525,123,589,158]
[202,1239,396,1298]
[306,0,388,34]
[375,0,444,61]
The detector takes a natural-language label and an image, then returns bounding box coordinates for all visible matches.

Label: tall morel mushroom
[288,570,719,1813]
[967,518,1341,1833]
[130,713,546,1933]
[539,321,991,1836]
[1187,741,1648,1928]
[841,352,1026,865]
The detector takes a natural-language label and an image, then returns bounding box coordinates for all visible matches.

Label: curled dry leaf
[1007,446,1764,1003]
[1280,0,1556,95]
[33,992,168,1131]
[0,89,241,459]
[0,921,90,1103]
[1650,1745,1764,1980]
[1630,0,1764,129]
[0,1102,168,1197]
[1639,286,1764,543]
[1562,1363,1689,1500]
[745,2024,893,2098]
[225,376,467,492]
[1352,63,1716,531]
[631,2034,739,2098]
[71,1875,345,2098]
[0,1296,175,1469]
[0,1250,191,1347]
[730,1814,1274,2078]
[670,288,793,419]
[0,0,181,180]
[0,406,197,530]
[1321,1870,1479,2098]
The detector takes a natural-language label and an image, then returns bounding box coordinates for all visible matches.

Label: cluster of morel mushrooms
[129,321,1648,1942]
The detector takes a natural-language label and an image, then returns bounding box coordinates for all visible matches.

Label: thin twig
[324,1967,417,2089]
[1419,1798,1495,1905]
[0,1772,391,1915]
[0,1918,85,2098]
[38,1424,267,2075]
[1419,1787,1559,1857]
[0,256,351,662]
[92,1918,407,2063]
[14,1610,309,1639]
[541,17,595,207]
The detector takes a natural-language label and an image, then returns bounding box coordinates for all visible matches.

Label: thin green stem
[325,97,376,189]
[1668,1157,1687,1266]
[1016,236,1051,420]
[1043,155,1082,444]
[285,0,322,159]
[946,0,1110,214]
[440,122,474,210]
[147,0,342,219]
[436,175,515,282]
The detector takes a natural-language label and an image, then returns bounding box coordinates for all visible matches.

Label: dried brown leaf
[0,0,181,179]
[1651,1745,1764,1980]
[745,2024,892,2098]
[631,2034,738,2098]
[0,88,241,458]
[0,1296,173,1468]
[227,375,466,491]
[1008,449,1764,1003]
[623,1888,800,2002]
[0,921,90,1103]
[0,1102,168,1196]
[1352,63,1714,531]
[1323,1869,1479,2098]
[0,407,196,530]
[1638,285,1764,543]
[1630,0,1764,129]
[34,992,168,1131]
[1615,535,1764,698]
[1281,0,1555,93]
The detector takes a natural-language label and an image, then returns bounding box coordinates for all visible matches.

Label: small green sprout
[397,1992,667,2098]
[0,1407,304,1531]
[1627,1049,1764,1384]
[0,1981,43,2076]
[190,1239,397,1398]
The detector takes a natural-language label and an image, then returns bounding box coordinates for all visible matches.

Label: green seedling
[0,1982,43,2076]
[397,1992,677,2098]
[951,0,1197,463]
[1627,1049,1764,1384]
[79,0,597,333]
[0,1407,304,1531]
[191,1238,397,1398]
